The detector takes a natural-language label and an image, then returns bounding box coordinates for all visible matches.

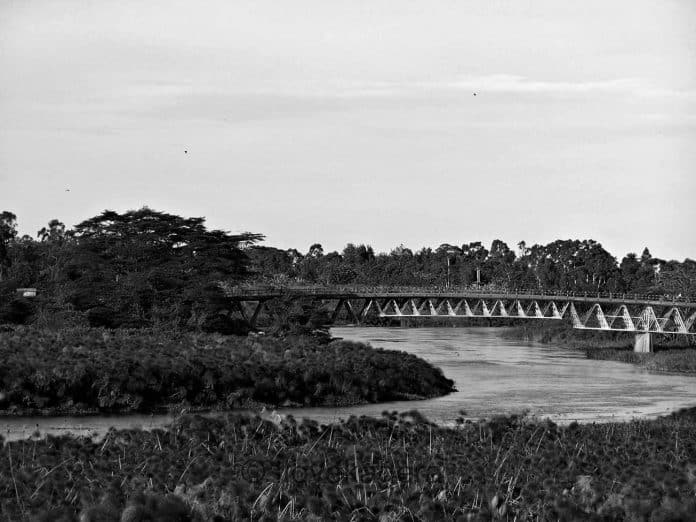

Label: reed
[2,408,695,520]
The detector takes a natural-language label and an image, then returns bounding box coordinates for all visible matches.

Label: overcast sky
[1,0,695,260]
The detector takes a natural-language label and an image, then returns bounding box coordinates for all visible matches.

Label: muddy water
[3,327,695,441]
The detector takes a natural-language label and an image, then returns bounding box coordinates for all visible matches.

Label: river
[3,327,695,441]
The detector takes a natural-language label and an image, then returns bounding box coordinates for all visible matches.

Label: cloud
[332,75,696,100]
[78,73,694,128]
[443,75,643,94]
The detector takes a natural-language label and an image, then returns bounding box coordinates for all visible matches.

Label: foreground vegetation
[2,409,696,521]
[0,327,454,415]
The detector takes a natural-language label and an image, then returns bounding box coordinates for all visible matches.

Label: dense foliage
[0,208,262,331]
[248,240,696,297]
[2,409,696,521]
[0,328,454,415]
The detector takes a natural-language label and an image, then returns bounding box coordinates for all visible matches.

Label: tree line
[249,240,695,296]
[1,207,694,329]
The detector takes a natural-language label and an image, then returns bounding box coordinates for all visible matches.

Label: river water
[3,327,696,441]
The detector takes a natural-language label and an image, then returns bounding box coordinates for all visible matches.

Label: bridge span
[223,287,696,353]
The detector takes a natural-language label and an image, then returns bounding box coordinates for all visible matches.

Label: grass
[1,409,696,520]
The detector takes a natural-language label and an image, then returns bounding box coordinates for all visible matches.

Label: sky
[1,0,695,261]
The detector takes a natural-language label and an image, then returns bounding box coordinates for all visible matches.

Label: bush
[200,314,250,335]
[0,297,34,324]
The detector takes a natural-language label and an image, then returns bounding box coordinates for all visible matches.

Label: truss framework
[333,298,696,334]
[231,296,696,335]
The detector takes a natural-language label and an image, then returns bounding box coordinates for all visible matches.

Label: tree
[37,219,66,243]
[342,243,375,266]
[308,243,324,258]
[620,250,659,294]
[248,246,296,282]
[72,208,262,279]
[659,259,696,296]
[459,242,489,285]
[66,207,263,327]
[0,211,18,281]
[391,244,413,257]
[487,239,516,287]
[436,243,461,255]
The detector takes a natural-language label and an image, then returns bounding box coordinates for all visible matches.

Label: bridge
[222,286,696,353]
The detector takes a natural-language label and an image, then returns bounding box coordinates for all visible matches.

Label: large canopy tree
[71,207,262,280]
[62,208,263,326]
[0,207,263,329]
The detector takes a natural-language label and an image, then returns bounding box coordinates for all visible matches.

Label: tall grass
[2,409,695,520]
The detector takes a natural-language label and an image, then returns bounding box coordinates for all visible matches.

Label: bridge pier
[634,332,653,353]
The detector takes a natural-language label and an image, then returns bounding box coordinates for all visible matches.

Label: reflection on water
[3,327,695,441]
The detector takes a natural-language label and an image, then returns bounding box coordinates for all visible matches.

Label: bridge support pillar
[634,332,653,353]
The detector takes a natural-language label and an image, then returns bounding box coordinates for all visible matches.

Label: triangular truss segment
[685,310,696,332]
[358,299,373,320]
[490,300,508,317]
[452,299,473,316]
[435,299,449,316]
[581,304,610,330]
[525,301,543,318]
[545,301,562,319]
[606,305,635,331]
[510,300,526,318]
[471,300,491,317]
[660,307,687,333]
[568,303,582,328]
[352,295,696,334]
[557,302,570,318]
[636,306,661,332]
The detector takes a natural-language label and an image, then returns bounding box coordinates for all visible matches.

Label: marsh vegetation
[0,328,454,416]
[2,409,696,521]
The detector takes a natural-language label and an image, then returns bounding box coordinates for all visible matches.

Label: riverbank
[2,408,695,521]
[0,327,455,416]
[503,324,696,374]
[586,348,696,374]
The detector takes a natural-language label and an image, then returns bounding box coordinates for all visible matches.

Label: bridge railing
[221,283,694,303]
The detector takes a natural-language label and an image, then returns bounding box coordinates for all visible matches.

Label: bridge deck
[224,289,696,309]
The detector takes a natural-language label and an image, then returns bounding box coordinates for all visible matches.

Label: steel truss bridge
[223,287,696,352]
